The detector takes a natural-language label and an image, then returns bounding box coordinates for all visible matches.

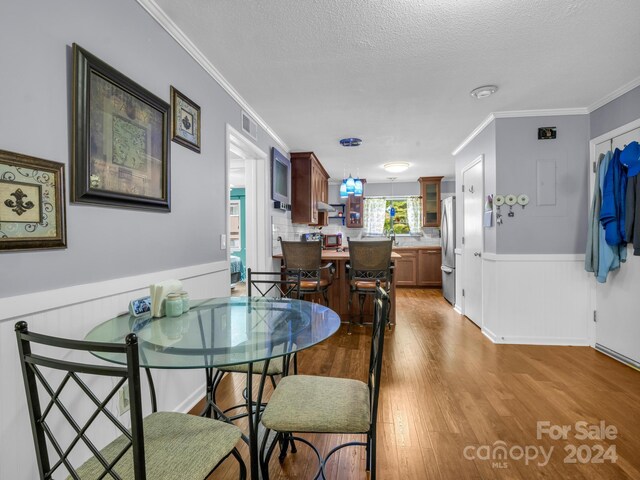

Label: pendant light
[354,178,363,196]
[339,180,348,198]
[345,174,355,194]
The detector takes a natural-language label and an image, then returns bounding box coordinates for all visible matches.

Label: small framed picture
[0,149,67,251]
[171,86,201,153]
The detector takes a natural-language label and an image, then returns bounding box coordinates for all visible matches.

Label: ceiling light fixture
[340,137,362,147]
[383,162,410,173]
[470,85,498,99]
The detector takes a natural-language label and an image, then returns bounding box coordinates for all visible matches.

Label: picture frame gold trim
[72,43,171,211]
[170,86,201,153]
[0,149,67,251]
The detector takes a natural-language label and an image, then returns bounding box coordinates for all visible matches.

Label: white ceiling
[154,0,640,182]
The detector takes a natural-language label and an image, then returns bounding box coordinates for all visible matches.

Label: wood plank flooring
[200,288,640,479]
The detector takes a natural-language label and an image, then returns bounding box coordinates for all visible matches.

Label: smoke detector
[470,85,498,99]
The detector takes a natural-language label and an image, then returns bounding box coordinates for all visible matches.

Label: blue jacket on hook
[600,148,627,246]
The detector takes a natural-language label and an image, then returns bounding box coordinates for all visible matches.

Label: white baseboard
[482,326,499,343]
[454,304,463,314]
[0,260,229,321]
[174,384,206,413]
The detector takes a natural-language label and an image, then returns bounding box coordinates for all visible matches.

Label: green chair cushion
[261,375,370,434]
[218,359,283,375]
[72,411,241,479]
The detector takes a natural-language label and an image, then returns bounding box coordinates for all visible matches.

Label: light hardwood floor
[201,288,640,479]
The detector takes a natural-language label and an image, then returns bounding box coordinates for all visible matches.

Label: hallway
[207,288,640,479]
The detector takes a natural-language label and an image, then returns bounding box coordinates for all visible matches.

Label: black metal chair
[346,238,393,333]
[279,237,335,306]
[259,283,389,480]
[209,269,301,420]
[14,321,246,480]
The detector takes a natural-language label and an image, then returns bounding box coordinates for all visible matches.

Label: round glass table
[85,297,341,479]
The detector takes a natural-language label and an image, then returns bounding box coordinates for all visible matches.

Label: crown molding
[588,75,640,113]
[453,108,588,156]
[451,113,496,156]
[453,76,640,157]
[135,0,289,152]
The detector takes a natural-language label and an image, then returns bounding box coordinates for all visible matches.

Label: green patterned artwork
[112,116,148,171]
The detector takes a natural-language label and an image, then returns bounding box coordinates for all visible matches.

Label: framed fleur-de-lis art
[0,150,67,251]
[170,86,201,153]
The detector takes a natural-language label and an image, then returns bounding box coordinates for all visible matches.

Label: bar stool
[279,237,335,306]
[346,238,393,333]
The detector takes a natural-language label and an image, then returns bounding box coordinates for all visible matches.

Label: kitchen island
[273,249,401,324]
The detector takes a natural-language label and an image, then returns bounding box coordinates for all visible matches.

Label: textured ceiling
[154,0,640,182]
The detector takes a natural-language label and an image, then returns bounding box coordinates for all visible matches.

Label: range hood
[316,201,336,212]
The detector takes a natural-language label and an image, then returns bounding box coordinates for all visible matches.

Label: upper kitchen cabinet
[291,152,330,225]
[345,179,366,228]
[419,176,443,227]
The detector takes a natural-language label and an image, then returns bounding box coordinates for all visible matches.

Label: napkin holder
[150,279,183,317]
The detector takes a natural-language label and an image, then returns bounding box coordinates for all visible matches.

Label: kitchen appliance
[441,196,456,305]
[323,232,342,248]
[300,232,323,243]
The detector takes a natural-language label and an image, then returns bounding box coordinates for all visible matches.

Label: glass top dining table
[85,296,341,369]
[85,296,341,479]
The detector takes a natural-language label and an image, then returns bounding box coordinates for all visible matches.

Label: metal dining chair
[209,269,301,421]
[259,284,389,480]
[279,237,335,306]
[14,321,246,480]
[346,238,393,333]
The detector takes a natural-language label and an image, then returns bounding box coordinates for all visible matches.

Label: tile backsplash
[271,214,440,255]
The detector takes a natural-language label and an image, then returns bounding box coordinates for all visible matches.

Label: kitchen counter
[273,249,401,324]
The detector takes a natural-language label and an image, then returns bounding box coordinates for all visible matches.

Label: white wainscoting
[481,253,591,345]
[0,261,229,480]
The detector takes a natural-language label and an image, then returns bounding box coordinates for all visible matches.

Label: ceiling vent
[241,111,258,140]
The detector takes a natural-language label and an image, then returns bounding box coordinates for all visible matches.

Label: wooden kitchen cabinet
[345,179,366,228]
[291,152,330,225]
[417,248,442,286]
[394,247,441,287]
[394,249,417,286]
[419,176,443,227]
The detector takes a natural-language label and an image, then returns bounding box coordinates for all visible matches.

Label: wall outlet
[118,384,130,416]
[220,234,227,250]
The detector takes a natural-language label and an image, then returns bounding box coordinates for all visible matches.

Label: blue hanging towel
[600,148,627,246]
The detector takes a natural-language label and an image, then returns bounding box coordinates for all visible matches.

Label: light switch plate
[220,234,227,250]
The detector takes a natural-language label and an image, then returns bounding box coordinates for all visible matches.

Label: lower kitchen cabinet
[394,249,417,286]
[394,247,442,287]
[417,248,442,286]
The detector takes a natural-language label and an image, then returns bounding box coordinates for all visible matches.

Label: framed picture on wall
[170,86,201,153]
[0,149,67,251]
[71,43,171,211]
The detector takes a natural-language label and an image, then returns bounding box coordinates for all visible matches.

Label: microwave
[323,233,342,248]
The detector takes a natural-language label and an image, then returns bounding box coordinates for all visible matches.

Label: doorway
[226,125,269,295]
[462,155,484,327]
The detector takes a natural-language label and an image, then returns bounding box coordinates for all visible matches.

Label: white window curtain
[406,196,423,234]
[363,198,386,235]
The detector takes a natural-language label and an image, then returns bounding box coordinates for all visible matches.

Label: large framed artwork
[170,86,201,153]
[72,43,171,211]
[0,150,67,251]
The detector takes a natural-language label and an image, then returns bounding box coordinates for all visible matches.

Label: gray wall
[591,85,640,139]
[455,121,497,253]
[0,0,283,298]
[495,115,589,254]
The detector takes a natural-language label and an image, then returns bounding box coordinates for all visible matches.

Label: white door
[463,156,484,327]
[593,126,640,366]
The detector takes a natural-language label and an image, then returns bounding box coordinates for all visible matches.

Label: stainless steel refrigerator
[440,196,455,305]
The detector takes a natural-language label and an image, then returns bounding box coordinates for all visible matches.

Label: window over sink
[363,196,422,236]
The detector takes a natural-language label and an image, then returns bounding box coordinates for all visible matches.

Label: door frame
[225,124,269,275]
[588,117,640,347]
[461,154,484,327]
